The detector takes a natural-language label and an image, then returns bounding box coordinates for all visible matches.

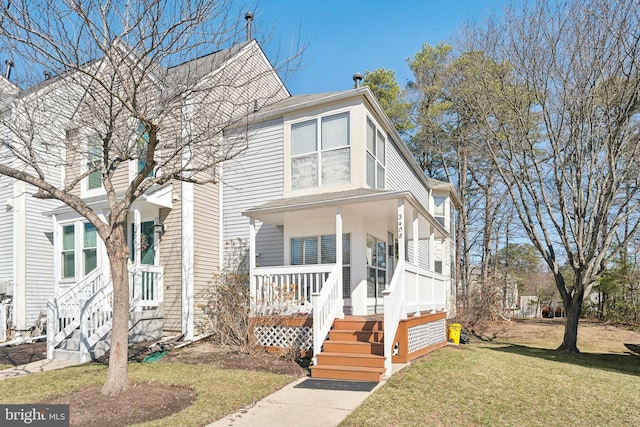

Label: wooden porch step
[333,317,383,332]
[316,352,385,368]
[311,364,386,382]
[323,340,384,356]
[329,329,384,343]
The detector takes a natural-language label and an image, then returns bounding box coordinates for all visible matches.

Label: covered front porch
[244,189,453,379]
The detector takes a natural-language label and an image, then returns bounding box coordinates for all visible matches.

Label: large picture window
[291,112,350,190]
[366,117,385,189]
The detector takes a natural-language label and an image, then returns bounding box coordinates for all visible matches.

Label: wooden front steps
[310,316,386,382]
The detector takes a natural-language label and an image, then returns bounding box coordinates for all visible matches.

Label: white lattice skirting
[407,319,446,353]
[253,325,313,351]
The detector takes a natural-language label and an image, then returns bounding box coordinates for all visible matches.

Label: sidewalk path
[0,359,82,381]
[208,364,407,427]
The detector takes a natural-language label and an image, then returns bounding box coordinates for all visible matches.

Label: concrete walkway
[0,359,82,381]
[208,364,407,427]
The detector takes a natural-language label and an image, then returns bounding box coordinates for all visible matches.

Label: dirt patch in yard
[0,341,47,366]
[42,383,195,427]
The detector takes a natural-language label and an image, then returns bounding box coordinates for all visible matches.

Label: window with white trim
[366,117,385,189]
[62,225,75,279]
[86,134,102,190]
[291,234,351,297]
[136,122,155,178]
[434,197,445,227]
[291,112,350,190]
[83,222,97,275]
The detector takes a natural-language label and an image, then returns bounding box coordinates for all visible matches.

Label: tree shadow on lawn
[486,343,640,377]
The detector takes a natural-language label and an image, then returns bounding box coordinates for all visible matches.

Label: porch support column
[249,217,256,315]
[132,207,141,305]
[336,207,344,319]
[430,227,436,313]
[413,209,420,316]
[397,199,406,319]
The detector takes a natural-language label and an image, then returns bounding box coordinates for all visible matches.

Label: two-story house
[222,84,461,381]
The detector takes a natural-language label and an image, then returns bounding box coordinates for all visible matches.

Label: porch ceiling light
[153,217,165,235]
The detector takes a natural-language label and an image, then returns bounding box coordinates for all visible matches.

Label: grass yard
[343,319,640,427]
[0,361,294,426]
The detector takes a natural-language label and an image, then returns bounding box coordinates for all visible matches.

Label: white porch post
[336,207,344,319]
[249,217,256,315]
[413,209,420,316]
[397,199,406,317]
[430,227,436,312]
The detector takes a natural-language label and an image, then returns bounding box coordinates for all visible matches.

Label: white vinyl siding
[223,118,285,268]
[0,177,13,282]
[24,193,57,326]
[386,137,430,210]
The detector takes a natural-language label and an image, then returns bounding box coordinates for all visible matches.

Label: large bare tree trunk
[102,222,130,395]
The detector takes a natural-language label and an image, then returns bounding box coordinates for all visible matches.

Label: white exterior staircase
[47,264,163,362]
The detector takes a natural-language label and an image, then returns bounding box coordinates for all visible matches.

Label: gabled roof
[428,178,463,207]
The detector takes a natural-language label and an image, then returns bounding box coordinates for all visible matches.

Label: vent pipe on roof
[245,12,254,41]
[44,71,51,80]
[5,59,13,80]
[353,72,363,88]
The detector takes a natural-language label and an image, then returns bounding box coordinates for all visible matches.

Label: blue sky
[253,1,507,94]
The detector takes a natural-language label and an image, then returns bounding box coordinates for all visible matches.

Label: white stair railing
[311,263,343,364]
[48,263,164,360]
[47,268,105,359]
[383,259,407,377]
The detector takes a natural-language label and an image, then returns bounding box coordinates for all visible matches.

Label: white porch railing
[251,264,333,315]
[382,259,407,377]
[311,263,342,363]
[403,263,448,314]
[129,264,164,310]
[47,263,163,361]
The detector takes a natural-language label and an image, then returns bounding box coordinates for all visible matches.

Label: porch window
[87,134,102,190]
[291,234,351,296]
[366,118,385,189]
[366,235,387,297]
[291,112,350,190]
[83,223,97,275]
[62,225,75,279]
[434,197,445,227]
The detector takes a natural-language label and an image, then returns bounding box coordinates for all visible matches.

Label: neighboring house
[41,38,288,361]
[0,73,67,338]
[222,84,461,380]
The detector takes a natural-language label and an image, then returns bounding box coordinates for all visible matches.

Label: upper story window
[291,112,350,190]
[434,196,445,227]
[136,122,155,178]
[366,118,385,189]
[87,134,102,190]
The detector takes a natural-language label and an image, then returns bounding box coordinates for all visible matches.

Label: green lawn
[343,339,640,426]
[0,362,293,427]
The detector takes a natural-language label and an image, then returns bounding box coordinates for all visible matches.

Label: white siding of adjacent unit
[223,118,284,269]
[385,138,430,211]
[24,190,57,326]
[0,177,13,284]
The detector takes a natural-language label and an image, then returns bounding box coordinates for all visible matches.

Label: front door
[131,221,155,265]
[366,234,387,313]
